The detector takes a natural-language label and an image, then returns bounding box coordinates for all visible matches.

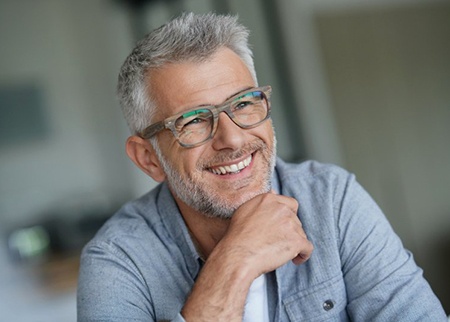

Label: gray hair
[117,12,258,134]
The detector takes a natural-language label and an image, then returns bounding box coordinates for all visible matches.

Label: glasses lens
[231,90,269,127]
[175,108,213,146]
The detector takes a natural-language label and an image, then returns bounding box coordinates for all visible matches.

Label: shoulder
[82,184,166,259]
[275,158,350,180]
[274,158,353,199]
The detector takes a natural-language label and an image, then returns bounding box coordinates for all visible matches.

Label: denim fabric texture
[77,159,447,321]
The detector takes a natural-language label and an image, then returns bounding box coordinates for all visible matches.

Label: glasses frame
[139,85,272,148]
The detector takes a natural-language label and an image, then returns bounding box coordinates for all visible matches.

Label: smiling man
[77,13,446,322]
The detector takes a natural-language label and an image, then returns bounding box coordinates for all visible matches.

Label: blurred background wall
[0,0,449,320]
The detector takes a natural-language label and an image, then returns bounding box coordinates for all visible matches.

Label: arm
[339,174,447,321]
[181,192,314,322]
[77,193,313,322]
[77,242,157,322]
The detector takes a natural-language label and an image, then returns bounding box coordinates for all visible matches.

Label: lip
[207,153,254,176]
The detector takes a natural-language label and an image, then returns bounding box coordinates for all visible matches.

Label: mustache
[199,139,267,169]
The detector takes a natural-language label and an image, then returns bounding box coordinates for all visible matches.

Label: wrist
[181,241,258,321]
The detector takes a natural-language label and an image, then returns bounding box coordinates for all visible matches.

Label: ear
[125,135,166,182]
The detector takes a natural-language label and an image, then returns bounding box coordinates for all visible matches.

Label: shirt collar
[154,161,281,279]
[156,182,203,278]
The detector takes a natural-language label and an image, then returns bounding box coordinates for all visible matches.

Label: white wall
[276,0,450,310]
[0,0,141,229]
[0,1,151,320]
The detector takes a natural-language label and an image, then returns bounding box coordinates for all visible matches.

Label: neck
[176,198,230,259]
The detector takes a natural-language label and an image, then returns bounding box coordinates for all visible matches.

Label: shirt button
[323,299,334,311]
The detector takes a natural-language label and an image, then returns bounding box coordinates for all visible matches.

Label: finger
[292,239,314,265]
[290,215,307,238]
[296,222,307,239]
[275,195,299,214]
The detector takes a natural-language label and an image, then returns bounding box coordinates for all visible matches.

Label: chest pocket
[283,274,348,322]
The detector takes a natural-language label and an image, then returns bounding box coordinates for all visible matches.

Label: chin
[205,184,271,219]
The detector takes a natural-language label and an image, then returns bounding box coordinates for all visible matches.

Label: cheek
[255,122,275,144]
[171,147,206,175]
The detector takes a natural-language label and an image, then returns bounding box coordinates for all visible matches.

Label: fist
[221,192,314,278]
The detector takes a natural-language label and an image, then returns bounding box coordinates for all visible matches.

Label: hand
[218,191,314,278]
[181,192,313,321]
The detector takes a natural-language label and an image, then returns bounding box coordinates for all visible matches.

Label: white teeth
[209,155,253,175]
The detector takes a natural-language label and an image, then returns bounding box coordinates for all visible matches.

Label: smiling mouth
[207,155,252,175]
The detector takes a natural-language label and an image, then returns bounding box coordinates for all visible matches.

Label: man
[77,12,446,321]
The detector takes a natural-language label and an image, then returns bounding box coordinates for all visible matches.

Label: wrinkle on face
[146,47,276,219]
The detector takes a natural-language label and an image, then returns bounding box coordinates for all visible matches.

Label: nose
[211,112,246,151]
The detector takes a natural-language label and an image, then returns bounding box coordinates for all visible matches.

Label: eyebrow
[202,86,255,107]
[179,86,255,112]
[226,86,254,101]
[181,108,210,118]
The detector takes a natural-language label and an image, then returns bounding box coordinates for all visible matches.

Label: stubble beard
[151,135,277,220]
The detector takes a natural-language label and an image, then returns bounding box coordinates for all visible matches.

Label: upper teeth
[209,155,252,175]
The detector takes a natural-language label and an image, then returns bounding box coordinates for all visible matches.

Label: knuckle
[279,202,296,215]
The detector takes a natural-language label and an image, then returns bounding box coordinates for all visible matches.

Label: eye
[184,117,206,127]
[233,91,264,111]
[175,109,211,131]
[235,100,254,110]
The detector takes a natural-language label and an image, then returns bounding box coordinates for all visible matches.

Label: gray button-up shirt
[77,159,447,321]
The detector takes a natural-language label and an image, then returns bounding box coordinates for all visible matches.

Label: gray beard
[150,136,276,219]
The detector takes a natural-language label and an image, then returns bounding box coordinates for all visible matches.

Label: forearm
[181,192,313,321]
[181,244,256,322]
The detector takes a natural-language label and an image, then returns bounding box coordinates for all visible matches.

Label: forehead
[147,47,255,120]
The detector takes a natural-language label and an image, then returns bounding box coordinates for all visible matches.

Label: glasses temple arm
[140,121,165,139]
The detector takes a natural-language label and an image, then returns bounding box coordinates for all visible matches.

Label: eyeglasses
[140,86,272,148]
